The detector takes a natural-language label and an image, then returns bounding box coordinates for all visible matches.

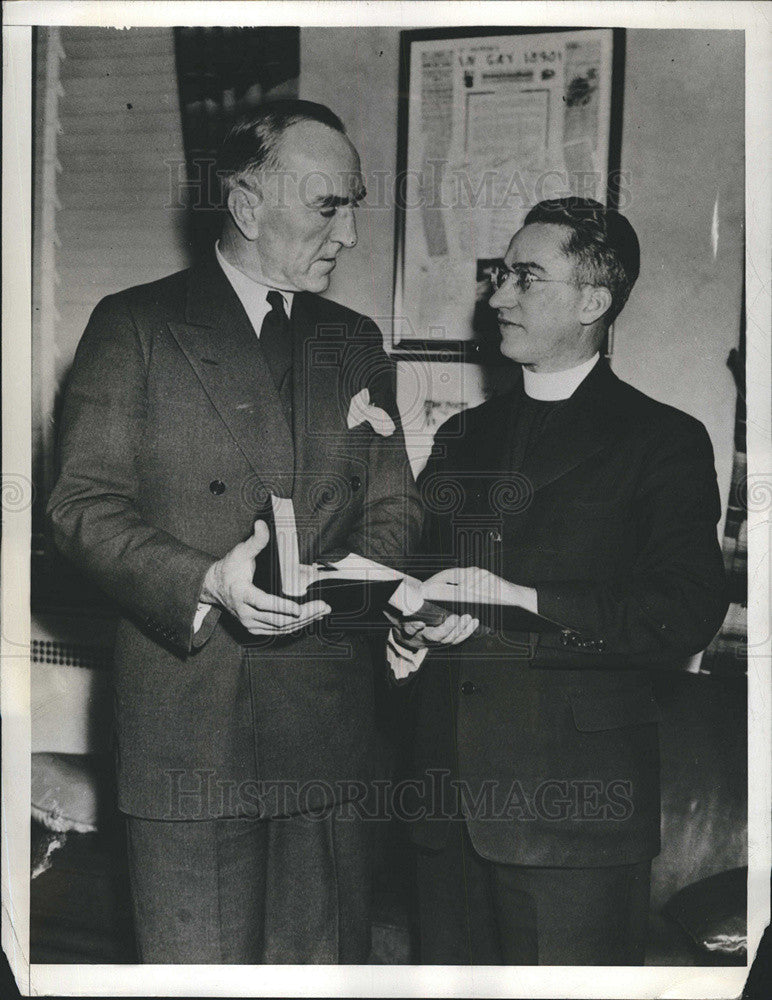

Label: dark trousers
[125,811,372,963]
[417,823,650,965]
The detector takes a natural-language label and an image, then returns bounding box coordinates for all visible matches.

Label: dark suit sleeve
[536,417,729,662]
[47,296,220,655]
[343,323,423,569]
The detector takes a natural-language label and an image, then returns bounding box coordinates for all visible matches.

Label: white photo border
[2,3,769,998]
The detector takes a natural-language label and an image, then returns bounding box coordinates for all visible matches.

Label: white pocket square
[346,388,395,437]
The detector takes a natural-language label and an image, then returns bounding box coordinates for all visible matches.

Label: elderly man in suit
[48,100,421,964]
[388,198,728,965]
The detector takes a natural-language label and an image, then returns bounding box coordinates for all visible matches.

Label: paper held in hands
[271,494,408,598]
[270,496,527,630]
[388,576,527,627]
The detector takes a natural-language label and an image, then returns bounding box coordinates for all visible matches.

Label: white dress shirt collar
[215,241,294,337]
[522,354,600,401]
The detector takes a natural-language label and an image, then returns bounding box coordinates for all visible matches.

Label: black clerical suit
[408,358,728,964]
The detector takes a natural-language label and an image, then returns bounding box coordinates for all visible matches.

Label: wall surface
[47,27,190,379]
[300,27,744,512]
[614,29,744,520]
[33,26,191,540]
[300,27,399,326]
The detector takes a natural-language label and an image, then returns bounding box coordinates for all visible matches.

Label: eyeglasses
[491,262,581,294]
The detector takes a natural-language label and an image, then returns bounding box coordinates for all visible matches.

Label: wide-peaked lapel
[289,292,316,490]
[518,359,633,494]
[167,255,295,498]
[288,292,349,548]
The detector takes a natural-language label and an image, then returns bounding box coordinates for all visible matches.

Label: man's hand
[425,567,538,614]
[200,520,331,635]
[385,610,480,651]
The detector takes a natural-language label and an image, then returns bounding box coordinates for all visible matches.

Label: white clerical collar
[522,354,600,401]
[215,242,294,333]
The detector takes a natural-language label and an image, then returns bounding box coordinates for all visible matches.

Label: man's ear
[227,185,262,241]
[579,284,613,327]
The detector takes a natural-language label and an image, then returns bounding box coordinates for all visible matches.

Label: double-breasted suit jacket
[48,254,421,820]
[410,359,728,868]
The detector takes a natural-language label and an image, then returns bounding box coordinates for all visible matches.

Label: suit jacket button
[350,475,362,491]
[460,680,476,695]
[210,479,226,495]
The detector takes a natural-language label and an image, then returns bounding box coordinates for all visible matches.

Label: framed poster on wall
[392,27,625,357]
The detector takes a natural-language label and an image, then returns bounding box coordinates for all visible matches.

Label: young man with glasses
[388,198,728,965]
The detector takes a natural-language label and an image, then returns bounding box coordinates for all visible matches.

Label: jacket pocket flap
[570,689,661,732]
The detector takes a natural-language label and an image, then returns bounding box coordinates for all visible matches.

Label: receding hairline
[217,102,357,196]
[273,118,359,167]
[268,120,365,202]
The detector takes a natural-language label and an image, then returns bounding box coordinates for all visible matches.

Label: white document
[271,494,309,597]
[270,494,409,597]
[389,574,527,617]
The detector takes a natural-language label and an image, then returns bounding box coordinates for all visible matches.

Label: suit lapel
[168,256,295,498]
[289,293,316,497]
[288,293,352,558]
[519,360,631,493]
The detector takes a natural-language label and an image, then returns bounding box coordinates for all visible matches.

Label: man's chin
[305,263,336,293]
[298,274,332,294]
[498,328,528,363]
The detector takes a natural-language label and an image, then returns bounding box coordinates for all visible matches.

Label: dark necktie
[260,290,293,426]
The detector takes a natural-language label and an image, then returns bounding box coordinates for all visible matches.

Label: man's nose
[332,207,357,248]
[489,278,517,309]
